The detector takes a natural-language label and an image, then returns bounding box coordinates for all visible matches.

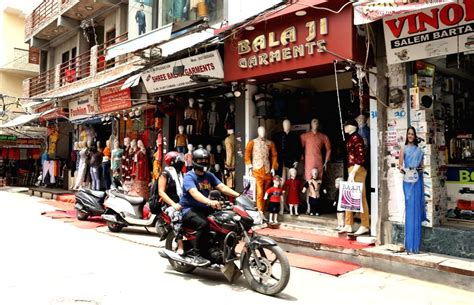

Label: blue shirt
[180,170,222,215]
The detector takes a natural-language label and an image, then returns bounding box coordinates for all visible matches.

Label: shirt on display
[346,133,366,167]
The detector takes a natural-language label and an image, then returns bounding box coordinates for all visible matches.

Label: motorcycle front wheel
[165,231,196,274]
[242,244,290,296]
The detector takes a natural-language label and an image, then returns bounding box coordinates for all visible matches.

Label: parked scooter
[157,190,290,296]
[75,188,106,221]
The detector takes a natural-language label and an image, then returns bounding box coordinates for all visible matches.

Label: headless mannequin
[224,129,236,188]
[185,143,194,171]
[207,101,219,136]
[112,140,123,178]
[339,122,370,235]
[184,98,197,135]
[300,118,331,181]
[196,101,205,135]
[245,126,278,217]
[174,125,188,153]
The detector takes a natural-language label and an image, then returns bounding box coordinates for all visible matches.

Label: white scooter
[101,189,161,233]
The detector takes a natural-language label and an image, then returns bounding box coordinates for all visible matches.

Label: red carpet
[41,202,105,230]
[286,252,361,276]
[257,228,373,249]
[55,194,76,204]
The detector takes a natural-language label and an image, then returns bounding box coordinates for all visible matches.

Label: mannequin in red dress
[131,140,150,199]
[282,168,302,216]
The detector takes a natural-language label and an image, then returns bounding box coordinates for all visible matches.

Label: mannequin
[212,163,223,181]
[206,144,216,166]
[264,175,283,224]
[185,143,194,172]
[131,140,150,199]
[245,126,278,215]
[101,139,112,189]
[152,134,163,181]
[175,125,188,153]
[302,168,323,216]
[283,168,302,216]
[339,119,370,235]
[215,144,225,169]
[274,120,301,179]
[207,101,219,136]
[224,129,236,188]
[74,140,88,189]
[111,140,123,178]
[122,137,133,182]
[196,101,206,135]
[356,114,370,150]
[89,144,103,191]
[85,125,97,145]
[184,98,197,135]
[300,118,332,180]
[48,124,59,157]
[224,103,235,130]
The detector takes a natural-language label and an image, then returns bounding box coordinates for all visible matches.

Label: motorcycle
[101,189,161,234]
[157,190,290,296]
[74,188,106,221]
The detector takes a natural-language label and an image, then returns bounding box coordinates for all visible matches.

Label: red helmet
[164,151,185,168]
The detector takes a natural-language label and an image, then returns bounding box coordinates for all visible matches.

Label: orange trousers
[253,167,272,212]
[345,166,370,227]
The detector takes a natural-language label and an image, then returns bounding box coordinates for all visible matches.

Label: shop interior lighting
[85,5,93,11]
[283,77,292,81]
[76,13,83,18]
[245,25,255,31]
[247,78,256,82]
[295,10,307,16]
[296,70,307,75]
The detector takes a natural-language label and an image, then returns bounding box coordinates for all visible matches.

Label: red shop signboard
[99,80,132,113]
[224,3,359,82]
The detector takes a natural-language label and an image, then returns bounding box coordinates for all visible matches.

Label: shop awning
[159,30,216,57]
[353,0,456,25]
[106,24,173,61]
[0,108,56,128]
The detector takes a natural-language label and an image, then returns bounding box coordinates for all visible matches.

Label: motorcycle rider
[157,151,185,253]
[180,148,240,266]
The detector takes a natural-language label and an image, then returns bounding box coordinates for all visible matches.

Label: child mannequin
[302,168,322,216]
[175,125,188,153]
[184,143,194,172]
[283,168,302,216]
[333,177,345,230]
[184,98,197,135]
[264,176,283,224]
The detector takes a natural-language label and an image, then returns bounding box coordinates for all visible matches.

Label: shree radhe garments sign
[141,50,224,94]
[68,94,98,121]
[353,0,456,25]
[383,0,474,65]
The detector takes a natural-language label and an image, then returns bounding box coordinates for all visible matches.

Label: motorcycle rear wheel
[242,244,290,296]
[76,210,88,221]
[165,231,196,274]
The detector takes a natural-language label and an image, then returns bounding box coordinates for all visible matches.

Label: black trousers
[182,209,211,257]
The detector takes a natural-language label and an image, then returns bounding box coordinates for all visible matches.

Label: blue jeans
[90,166,100,191]
[101,161,111,190]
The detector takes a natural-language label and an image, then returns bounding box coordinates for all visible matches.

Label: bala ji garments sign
[383,0,474,65]
[141,50,224,94]
[99,80,132,113]
[68,94,98,121]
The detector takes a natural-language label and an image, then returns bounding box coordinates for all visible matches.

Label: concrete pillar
[90,45,98,76]
[22,79,30,98]
[54,63,61,89]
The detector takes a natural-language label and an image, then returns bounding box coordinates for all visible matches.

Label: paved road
[0,191,472,305]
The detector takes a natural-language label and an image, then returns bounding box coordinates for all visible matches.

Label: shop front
[141,49,238,189]
[381,0,474,258]
[224,1,374,233]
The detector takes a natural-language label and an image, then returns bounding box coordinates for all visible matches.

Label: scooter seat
[82,188,106,199]
[113,192,145,205]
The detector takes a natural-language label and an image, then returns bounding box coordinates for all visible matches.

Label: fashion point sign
[224,5,355,82]
[383,0,474,64]
[141,50,224,94]
[69,94,98,121]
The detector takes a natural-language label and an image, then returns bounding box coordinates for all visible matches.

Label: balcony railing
[25,0,74,39]
[25,32,131,97]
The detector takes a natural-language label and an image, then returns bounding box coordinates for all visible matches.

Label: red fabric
[1,149,7,159]
[283,178,302,205]
[31,148,41,159]
[265,187,283,203]
[8,149,20,160]
[346,133,366,167]
[133,150,150,181]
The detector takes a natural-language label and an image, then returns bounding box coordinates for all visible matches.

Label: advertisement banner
[128,0,154,40]
[99,80,132,113]
[337,181,364,212]
[141,50,224,94]
[69,94,98,121]
[354,0,456,25]
[383,1,474,65]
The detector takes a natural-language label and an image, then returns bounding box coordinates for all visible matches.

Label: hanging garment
[74,149,88,189]
[42,160,56,184]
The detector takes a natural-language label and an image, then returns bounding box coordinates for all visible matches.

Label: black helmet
[192,148,210,171]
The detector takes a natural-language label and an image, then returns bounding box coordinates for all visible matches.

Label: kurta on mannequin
[224,129,236,188]
[245,126,278,215]
[300,118,331,181]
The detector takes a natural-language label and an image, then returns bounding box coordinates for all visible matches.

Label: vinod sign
[383,0,474,64]
[224,6,355,82]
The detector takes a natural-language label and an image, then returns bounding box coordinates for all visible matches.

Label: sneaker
[314,213,320,216]
[184,250,211,267]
